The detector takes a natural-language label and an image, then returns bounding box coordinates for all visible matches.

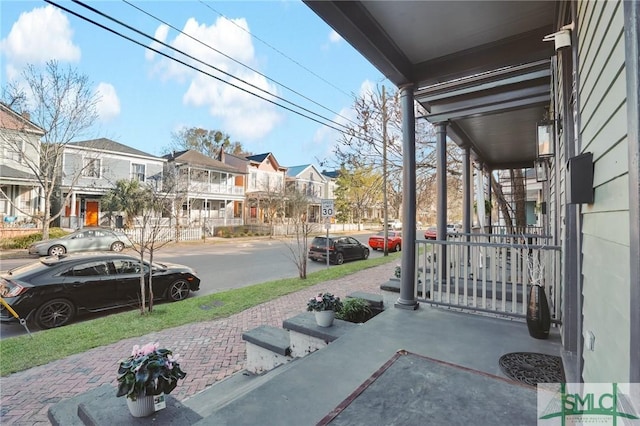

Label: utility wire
[122,0,360,129]
[70,0,352,134]
[45,0,388,147]
[198,0,354,99]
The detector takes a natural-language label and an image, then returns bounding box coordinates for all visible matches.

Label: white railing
[415,239,561,321]
[124,226,203,243]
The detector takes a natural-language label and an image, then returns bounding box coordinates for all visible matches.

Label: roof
[68,138,161,159]
[163,150,245,174]
[245,152,286,171]
[304,1,556,169]
[0,103,45,135]
[286,164,311,177]
[0,164,38,182]
[322,170,340,179]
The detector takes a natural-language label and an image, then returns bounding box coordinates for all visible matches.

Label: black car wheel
[48,245,66,257]
[35,298,75,329]
[362,248,370,260]
[394,243,401,252]
[111,241,125,252]
[335,252,345,265]
[167,279,190,301]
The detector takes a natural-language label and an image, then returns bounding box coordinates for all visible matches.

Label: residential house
[59,138,165,228]
[285,164,327,222]
[163,149,245,228]
[219,151,287,224]
[307,0,639,386]
[0,103,45,225]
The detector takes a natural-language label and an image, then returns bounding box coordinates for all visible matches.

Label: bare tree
[0,60,100,239]
[283,187,318,279]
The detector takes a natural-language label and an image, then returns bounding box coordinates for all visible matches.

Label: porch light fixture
[536,120,555,158]
[535,158,548,182]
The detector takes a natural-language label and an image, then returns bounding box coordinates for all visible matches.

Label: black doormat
[499,352,565,386]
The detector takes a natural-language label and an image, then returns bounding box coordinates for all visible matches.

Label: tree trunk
[490,173,513,232]
[512,169,527,233]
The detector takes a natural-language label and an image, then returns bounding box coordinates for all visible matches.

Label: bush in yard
[0,228,68,249]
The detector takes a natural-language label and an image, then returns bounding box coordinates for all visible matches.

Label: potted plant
[307,292,343,327]
[116,342,187,417]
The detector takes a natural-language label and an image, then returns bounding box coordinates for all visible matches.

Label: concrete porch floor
[186,302,562,425]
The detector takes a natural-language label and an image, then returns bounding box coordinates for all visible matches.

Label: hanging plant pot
[314,310,335,327]
[526,284,551,339]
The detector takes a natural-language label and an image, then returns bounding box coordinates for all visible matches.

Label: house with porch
[305,0,638,387]
[0,103,45,226]
[285,164,327,223]
[58,138,165,229]
[218,151,287,225]
[162,149,245,229]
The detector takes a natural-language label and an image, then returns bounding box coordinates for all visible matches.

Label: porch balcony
[186,293,563,425]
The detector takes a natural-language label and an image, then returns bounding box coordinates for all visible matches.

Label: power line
[122,0,360,129]
[69,0,352,134]
[197,0,354,99]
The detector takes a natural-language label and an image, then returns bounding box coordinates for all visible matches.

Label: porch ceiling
[304,1,558,169]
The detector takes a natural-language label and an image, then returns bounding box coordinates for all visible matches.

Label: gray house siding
[577,0,630,382]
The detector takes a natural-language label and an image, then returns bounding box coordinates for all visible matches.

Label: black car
[308,236,370,265]
[0,252,200,329]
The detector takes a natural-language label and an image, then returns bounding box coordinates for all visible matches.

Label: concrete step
[242,325,293,374]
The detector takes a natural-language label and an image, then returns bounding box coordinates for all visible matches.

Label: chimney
[21,111,30,121]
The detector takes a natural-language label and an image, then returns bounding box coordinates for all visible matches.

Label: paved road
[0,261,398,425]
[0,233,392,338]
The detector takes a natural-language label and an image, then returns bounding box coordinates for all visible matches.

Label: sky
[0,1,386,169]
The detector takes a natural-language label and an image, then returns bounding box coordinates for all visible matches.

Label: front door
[85,201,99,226]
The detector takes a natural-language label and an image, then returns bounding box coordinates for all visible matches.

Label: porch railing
[414,237,561,322]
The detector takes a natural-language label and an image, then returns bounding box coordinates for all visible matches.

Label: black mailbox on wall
[567,152,594,204]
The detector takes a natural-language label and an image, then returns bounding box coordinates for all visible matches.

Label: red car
[424,227,437,240]
[368,231,402,252]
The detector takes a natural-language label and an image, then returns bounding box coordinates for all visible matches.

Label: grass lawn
[1,253,399,376]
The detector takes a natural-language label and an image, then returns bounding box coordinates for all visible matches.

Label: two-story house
[0,103,46,225]
[163,149,245,228]
[218,151,287,224]
[285,164,327,222]
[59,138,165,228]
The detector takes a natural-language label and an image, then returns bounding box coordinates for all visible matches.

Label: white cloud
[147,15,282,140]
[0,5,80,77]
[95,83,120,122]
[329,30,342,44]
[145,24,170,61]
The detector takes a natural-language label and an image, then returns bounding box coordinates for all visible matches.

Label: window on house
[250,172,257,189]
[131,163,146,182]
[83,158,101,178]
[192,169,208,182]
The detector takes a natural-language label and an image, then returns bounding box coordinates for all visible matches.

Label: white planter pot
[126,395,155,417]
[314,310,335,327]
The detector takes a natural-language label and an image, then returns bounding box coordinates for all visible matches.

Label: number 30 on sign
[321,199,334,218]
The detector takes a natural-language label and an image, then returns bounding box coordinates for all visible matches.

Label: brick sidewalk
[0,263,397,425]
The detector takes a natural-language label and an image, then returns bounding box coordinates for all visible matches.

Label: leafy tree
[166,127,250,157]
[1,60,100,239]
[334,166,382,229]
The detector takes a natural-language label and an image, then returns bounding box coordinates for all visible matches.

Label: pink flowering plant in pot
[307,292,343,312]
[116,342,186,401]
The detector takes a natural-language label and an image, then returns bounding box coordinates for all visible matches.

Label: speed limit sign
[321,199,334,218]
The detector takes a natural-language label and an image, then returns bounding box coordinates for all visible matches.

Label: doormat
[317,350,538,426]
[498,352,565,387]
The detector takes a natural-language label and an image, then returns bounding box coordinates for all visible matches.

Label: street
[1,233,389,338]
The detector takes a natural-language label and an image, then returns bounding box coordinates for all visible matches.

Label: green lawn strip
[1,253,399,376]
